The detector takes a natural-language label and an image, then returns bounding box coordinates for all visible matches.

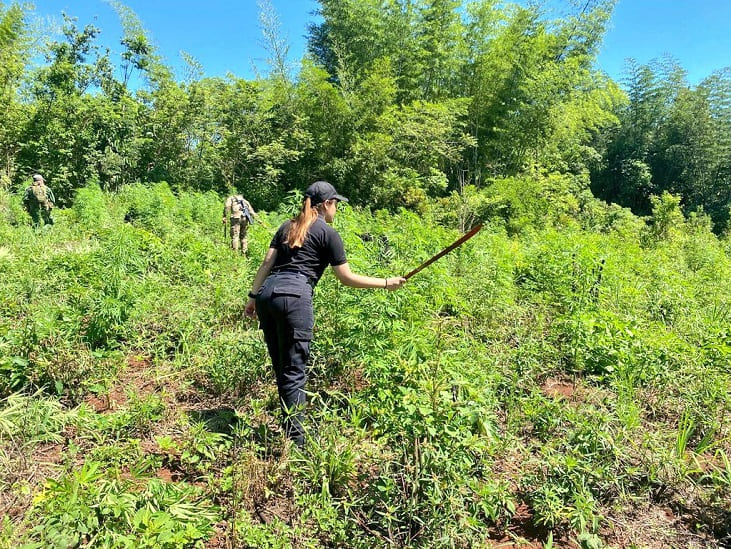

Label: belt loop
[294,272,315,288]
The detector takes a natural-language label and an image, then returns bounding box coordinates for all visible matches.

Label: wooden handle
[404,224,482,280]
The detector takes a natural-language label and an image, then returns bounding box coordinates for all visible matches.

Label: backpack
[30,184,51,210]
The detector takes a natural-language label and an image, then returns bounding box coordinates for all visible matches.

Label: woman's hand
[244,297,257,319]
[332,263,408,290]
[385,276,407,291]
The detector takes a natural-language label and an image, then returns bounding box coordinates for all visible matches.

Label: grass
[0,182,729,547]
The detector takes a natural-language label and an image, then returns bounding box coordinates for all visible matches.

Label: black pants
[255,272,314,446]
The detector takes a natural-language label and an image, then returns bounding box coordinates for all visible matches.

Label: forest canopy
[0,0,729,231]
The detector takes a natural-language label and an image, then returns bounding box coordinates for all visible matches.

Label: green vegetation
[1,181,729,547]
[1,0,730,546]
[1,0,729,230]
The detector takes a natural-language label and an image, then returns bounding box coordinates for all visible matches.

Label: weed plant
[0,183,729,547]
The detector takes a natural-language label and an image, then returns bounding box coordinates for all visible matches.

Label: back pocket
[272,285,304,297]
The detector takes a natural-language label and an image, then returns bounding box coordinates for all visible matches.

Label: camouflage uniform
[223,194,256,253]
[23,174,55,227]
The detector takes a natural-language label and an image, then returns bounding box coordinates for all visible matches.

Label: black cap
[304,180,348,206]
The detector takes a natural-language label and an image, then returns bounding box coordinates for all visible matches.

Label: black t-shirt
[269,216,347,284]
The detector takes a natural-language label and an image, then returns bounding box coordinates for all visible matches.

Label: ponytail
[286,197,319,248]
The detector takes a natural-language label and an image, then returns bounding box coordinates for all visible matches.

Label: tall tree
[699,69,731,228]
[415,0,464,101]
[18,15,111,203]
[592,58,729,230]
[592,57,686,212]
[307,0,388,86]
[0,1,28,185]
[463,0,616,181]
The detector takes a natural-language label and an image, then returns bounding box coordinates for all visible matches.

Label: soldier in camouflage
[223,192,259,253]
[23,174,55,227]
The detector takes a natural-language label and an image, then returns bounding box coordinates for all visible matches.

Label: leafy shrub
[191,332,268,396]
[24,462,219,548]
[118,182,177,233]
[645,191,685,242]
[71,183,110,230]
[478,173,582,235]
[0,188,30,227]
[514,231,606,313]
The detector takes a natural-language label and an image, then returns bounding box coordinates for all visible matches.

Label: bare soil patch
[155,467,175,482]
[541,377,577,399]
[499,502,555,548]
[85,393,109,412]
[33,441,65,466]
[602,502,716,548]
[204,523,229,548]
[330,366,370,393]
[84,354,159,412]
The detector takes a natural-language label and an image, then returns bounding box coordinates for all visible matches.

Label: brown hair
[285,197,319,248]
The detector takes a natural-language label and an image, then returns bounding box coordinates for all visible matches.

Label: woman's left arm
[332,262,406,290]
[245,248,278,318]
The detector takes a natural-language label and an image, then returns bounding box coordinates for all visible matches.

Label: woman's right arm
[332,262,406,290]
[244,248,278,318]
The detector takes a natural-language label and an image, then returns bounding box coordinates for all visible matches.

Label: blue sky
[28,0,321,80]
[28,0,731,86]
[596,0,731,84]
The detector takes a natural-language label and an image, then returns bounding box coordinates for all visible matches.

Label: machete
[404,224,482,280]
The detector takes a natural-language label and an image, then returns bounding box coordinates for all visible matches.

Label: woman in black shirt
[245,181,406,446]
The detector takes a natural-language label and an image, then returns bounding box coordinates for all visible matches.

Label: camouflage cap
[32,174,44,182]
